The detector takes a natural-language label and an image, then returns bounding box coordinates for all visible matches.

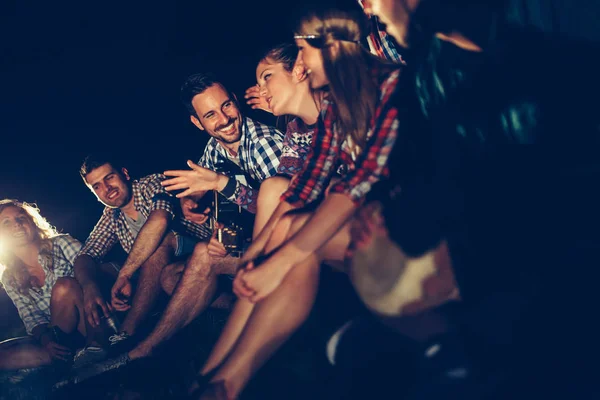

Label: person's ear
[121,168,131,181]
[190,115,205,131]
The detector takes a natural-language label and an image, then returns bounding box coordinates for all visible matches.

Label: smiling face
[84,163,133,209]
[0,206,37,249]
[295,38,329,89]
[189,84,243,146]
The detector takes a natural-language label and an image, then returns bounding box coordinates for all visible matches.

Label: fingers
[232,271,255,299]
[89,305,101,327]
[164,182,191,192]
[244,86,260,98]
[175,188,195,198]
[187,160,203,171]
[163,170,191,179]
[188,214,209,225]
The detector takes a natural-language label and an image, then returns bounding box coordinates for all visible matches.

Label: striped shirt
[79,174,212,262]
[198,116,284,213]
[1,234,81,334]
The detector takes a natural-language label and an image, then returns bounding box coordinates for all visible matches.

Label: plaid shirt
[198,116,284,213]
[1,234,81,334]
[357,0,406,64]
[79,174,212,262]
[281,65,401,207]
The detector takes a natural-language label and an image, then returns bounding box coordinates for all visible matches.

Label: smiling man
[162,72,284,214]
[73,154,213,354]
[122,73,284,362]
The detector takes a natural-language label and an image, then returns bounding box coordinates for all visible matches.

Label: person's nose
[259,85,268,97]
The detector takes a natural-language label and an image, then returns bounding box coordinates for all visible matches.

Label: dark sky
[0,0,357,240]
[0,0,357,333]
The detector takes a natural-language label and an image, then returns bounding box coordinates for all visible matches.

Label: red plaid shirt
[281,64,401,207]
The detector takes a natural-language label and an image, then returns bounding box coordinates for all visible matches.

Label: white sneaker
[73,346,107,369]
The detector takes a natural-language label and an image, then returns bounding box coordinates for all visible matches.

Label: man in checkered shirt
[124,73,284,361]
[73,153,222,353]
[161,72,284,215]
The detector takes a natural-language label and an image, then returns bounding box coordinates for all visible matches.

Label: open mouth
[266,97,273,107]
[219,123,237,135]
[107,189,119,200]
[12,231,26,238]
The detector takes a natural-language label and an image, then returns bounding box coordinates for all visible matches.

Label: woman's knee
[51,277,82,302]
[258,176,290,202]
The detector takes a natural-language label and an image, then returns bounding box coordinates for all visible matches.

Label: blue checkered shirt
[198,116,284,213]
[79,174,212,262]
[1,234,81,334]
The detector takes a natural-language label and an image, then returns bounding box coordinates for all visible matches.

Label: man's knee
[51,277,82,303]
[160,231,178,252]
[187,242,213,275]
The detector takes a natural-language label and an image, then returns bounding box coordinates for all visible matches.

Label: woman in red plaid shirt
[195,9,404,400]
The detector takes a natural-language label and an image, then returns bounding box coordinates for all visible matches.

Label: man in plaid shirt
[162,72,284,214]
[74,153,217,352]
[124,73,284,361]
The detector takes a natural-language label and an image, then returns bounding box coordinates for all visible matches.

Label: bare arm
[118,209,171,278]
[274,193,355,265]
[74,254,111,326]
[242,200,296,263]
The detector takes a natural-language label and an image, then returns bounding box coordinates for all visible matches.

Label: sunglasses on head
[294,34,360,49]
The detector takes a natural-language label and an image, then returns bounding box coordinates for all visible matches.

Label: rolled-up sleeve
[79,214,118,262]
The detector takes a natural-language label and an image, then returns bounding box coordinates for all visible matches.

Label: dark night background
[0,0,357,338]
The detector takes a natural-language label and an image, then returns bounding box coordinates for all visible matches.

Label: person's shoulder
[245,117,282,139]
[52,233,82,247]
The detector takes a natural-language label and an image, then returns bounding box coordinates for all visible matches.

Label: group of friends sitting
[1,0,599,399]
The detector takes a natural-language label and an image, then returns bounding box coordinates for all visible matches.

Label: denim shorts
[174,233,200,258]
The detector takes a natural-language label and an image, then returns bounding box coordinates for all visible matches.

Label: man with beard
[123,73,284,362]
[162,72,284,215]
[73,154,214,355]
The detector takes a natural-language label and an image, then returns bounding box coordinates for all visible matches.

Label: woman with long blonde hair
[0,199,104,371]
[196,8,403,399]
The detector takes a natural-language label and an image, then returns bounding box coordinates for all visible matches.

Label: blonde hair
[0,200,59,296]
[297,8,389,149]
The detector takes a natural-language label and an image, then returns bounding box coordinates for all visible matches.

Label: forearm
[119,210,171,277]
[279,193,356,261]
[250,201,296,254]
[74,254,101,289]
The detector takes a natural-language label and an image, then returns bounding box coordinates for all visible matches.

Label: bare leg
[129,243,238,360]
[120,233,176,336]
[0,337,51,370]
[50,277,87,337]
[159,261,185,296]
[203,213,351,399]
[197,177,291,378]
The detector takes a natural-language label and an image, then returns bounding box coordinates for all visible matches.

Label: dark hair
[260,43,299,72]
[180,72,228,117]
[79,153,124,183]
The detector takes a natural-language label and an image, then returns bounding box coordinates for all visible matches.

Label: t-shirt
[124,212,148,240]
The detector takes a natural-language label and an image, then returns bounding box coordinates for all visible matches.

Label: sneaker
[73,346,107,369]
[108,332,134,356]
